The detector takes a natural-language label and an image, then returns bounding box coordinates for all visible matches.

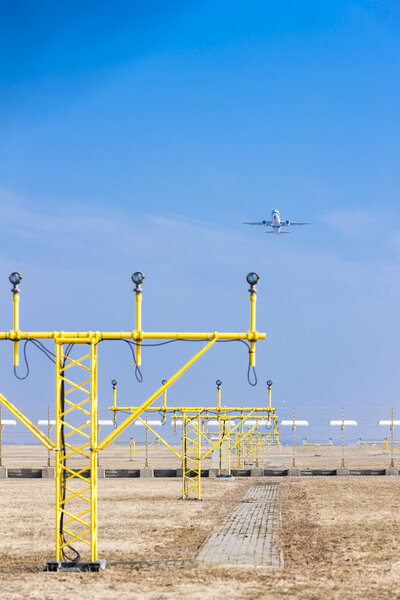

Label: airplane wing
[243,221,271,226]
[289,222,309,225]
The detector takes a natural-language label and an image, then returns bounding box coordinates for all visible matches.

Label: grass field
[1,477,400,599]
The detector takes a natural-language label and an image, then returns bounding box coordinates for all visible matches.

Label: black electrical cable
[121,340,143,383]
[13,339,56,380]
[116,337,258,386]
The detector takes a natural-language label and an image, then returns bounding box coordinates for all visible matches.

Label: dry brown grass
[1,477,400,599]
[3,443,400,470]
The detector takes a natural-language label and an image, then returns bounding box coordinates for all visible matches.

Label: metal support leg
[46,340,105,572]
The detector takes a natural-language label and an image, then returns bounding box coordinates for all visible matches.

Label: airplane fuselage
[271,209,282,234]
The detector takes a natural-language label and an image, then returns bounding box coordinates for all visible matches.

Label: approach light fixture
[267,380,273,388]
[111,379,117,389]
[216,379,222,389]
[131,271,145,286]
[9,272,22,291]
[162,380,167,386]
[246,272,259,291]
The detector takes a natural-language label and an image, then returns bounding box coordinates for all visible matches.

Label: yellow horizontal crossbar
[0,330,266,341]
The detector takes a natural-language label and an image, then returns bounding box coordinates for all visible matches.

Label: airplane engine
[285,220,290,226]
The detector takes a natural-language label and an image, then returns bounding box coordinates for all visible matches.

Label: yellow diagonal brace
[63,485,91,504]
[0,393,55,450]
[60,375,91,395]
[136,417,182,459]
[60,530,91,548]
[62,510,91,529]
[98,338,217,450]
[62,353,91,371]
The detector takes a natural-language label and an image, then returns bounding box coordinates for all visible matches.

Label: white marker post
[280,410,309,469]
[330,409,357,470]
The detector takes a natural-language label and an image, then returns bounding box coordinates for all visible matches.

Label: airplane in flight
[243,209,309,234]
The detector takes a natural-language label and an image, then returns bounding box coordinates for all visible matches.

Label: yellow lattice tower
[55,341,98,563]
[182,412,202,499]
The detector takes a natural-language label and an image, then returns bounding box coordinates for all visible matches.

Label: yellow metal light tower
[0,270,265,571]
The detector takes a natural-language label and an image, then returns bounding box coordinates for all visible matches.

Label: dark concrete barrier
[301,470,337,476]
[348,469,386,476]
[231,469,251,477]
[105,469,140,478]
[154,469,178,478]
[8,468,42,478]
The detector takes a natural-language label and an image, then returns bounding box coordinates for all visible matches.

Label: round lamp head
[216,379,222,388]
[131,271,145,285]
[162,379,167,385]
[9,272,22,286]
[111,379,117,388]
[246,272,260,286]
[267,380,273,387]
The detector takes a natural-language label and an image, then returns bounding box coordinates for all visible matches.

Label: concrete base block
[97,467,106,479]
[0,467,7,479]
[140,467,154,478]
[385,467,399,476]
[250,468,264,477]
[176,468,183,478]
[287,468,301,477]
[208,468,218,478]
[336,467,350,476]
[41,467,55,479]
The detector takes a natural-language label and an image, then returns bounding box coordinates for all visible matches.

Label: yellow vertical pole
[90,341,98,562]
[13,292,20,367]
[197,411,201,499]
[0,406,2,467]
[181,410,186,499]
[55,342,62,563]
[135,286,142,367]
[111,380,117,425]
[249,292,256,367]
[162,380,167,420]
[47,406,51,467]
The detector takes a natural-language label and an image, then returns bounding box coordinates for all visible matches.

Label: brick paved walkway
[197,482,283,568]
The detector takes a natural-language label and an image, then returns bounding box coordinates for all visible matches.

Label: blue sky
[1,1,400,443]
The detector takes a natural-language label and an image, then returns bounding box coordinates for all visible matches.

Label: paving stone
[197,482,283,568]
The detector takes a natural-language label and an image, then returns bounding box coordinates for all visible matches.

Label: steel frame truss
[55,341,98,564]
[182,413,201,500]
